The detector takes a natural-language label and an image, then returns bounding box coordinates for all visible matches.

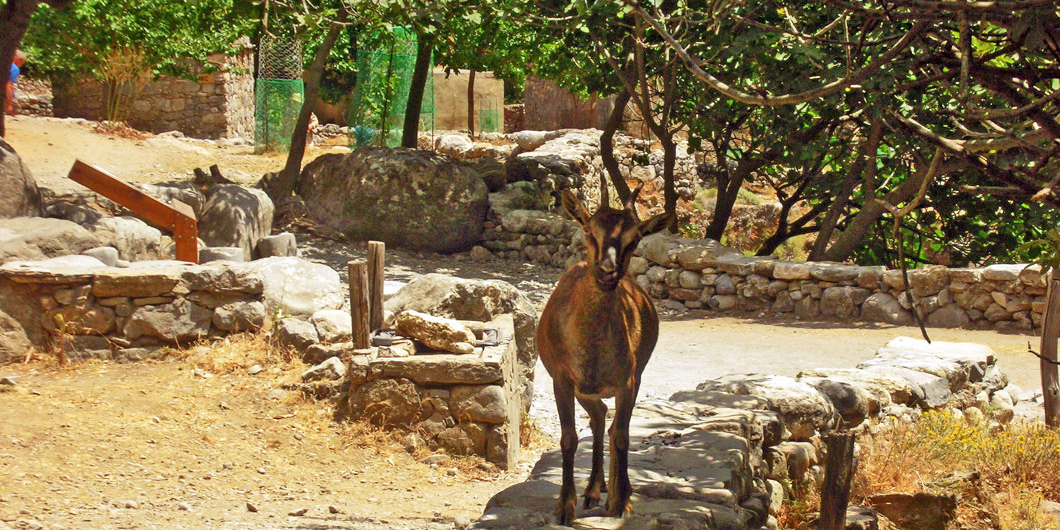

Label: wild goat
[536,184,673,525]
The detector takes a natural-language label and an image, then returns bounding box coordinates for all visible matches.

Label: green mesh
[349,27,435,148]
[479,108,500,133]
[254,79,304,153]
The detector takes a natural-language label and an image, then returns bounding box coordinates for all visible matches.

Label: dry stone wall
[484,207,1047,332]
[51,46,254,140]
[0,258,266,363]
[337,314,522,470]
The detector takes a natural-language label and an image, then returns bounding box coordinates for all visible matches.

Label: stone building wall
[523,76,613,131]
[51,43,255,140]
[483,207,1048,332]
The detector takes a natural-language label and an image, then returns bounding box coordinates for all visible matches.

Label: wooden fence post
[368,241,385,332]
[349,260,370,349]
[819,430,856,530]
[1041,268,1060,427]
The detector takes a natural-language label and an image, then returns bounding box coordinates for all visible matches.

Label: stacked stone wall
[50,45,255,140]
[345,314,522,469]
[484,208,1047,332]
[0,260,266,363]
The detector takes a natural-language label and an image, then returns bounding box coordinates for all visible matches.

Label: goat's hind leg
[554,379,578,526]
[577,396,607,509]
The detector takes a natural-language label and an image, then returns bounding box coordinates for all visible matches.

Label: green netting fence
[349,27,434,148]
[255,37,303,153]
[255,79,304,153]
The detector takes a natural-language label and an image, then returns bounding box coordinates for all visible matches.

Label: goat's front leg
[577,396,607,509]
[607,388,635,517]
[554,379,578,526]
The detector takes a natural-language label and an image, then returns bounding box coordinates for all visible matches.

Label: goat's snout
[599,246,618,273]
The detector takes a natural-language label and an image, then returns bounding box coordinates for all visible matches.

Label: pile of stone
[273,274,539,470]
[474,336,1024,530]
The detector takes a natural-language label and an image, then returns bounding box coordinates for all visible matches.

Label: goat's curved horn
[625,182,644,218]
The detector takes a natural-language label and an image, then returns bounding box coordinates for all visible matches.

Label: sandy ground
[0,115,1049,529]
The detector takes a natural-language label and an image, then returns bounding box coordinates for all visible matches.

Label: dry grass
[166,330,300,375]
[780,411,1060,530]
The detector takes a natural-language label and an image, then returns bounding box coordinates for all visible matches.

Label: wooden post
[819,430,856,530]
[1041,268,1060,427]
[368,241,385,332]
[349,260,370,349]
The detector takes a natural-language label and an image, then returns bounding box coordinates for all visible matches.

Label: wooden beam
[67,160,199,263]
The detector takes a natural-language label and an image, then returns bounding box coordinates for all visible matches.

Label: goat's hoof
[582,492,601,509]
[555,501,576,526]
[606,498,634,518]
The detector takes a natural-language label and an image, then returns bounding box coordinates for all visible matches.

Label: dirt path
[0,116,1048,529]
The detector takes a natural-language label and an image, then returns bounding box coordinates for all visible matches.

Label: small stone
[447,467,459,476]
[267,389,286,400]
[178,502,192,511]
[247,364,263,375]
[454,514,471,529]
[288,507,309,516]
[0,376,18,386]
[246,502,258,512]
[423,454,452,465]
[329,505,342,514]
[123,500,138,509]
[256,467,267,474]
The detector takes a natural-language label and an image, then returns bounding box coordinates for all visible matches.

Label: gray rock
[198,184,274,260]
[385,274,536,411]
[0,139,42,218]
[81,246,119,267]
[926,304,969,328]
[860,293,915,326]
[820,286,870,319]
[123,298,212,343]
[450,385,509,424]
[88,216,163,261]
[212,301,265,332]
[0,217,100,263]
[297,148,487,253]
[256,232,298,258]
[801,377,871,427]
[310,309,352,344]
[348,377,420,425]
[395,310,477,354]
[275,318,320,351]
[868,492,956,530]
[690,374,836,440]
[0,307,31,364]
[0,375,18,385]
[302,356,346,382]
[773,262,812,280]
[199,246,245,263]
[246,257,344,318]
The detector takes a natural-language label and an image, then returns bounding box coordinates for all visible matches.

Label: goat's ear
[561,190,590,227]
[639,212,675,236]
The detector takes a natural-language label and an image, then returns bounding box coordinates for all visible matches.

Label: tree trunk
[600,89,631,203]
[823,159,965,262]
[467,69,476,138]
[705,163,754,241]
[661,136,678,230]
[0,0,74,137]
[400,38,432,148]
[810,118,883,261]
[266,17,346,202]
[1041,268,1060,427]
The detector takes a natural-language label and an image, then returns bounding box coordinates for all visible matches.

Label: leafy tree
[23,0,255,121]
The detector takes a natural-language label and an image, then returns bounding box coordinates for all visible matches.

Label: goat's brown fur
[537,187,673,525]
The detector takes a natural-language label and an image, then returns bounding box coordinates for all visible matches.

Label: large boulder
[0,217,101,263]
[385,274,538,412]
[296,148,488,253]
[0,138,42,218]
[244,257,344,318]
[87,216,164,261]
[198,184,274,261]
